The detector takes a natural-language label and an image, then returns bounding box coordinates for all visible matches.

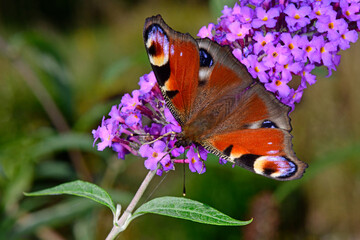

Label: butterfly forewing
[143,15,307,181]
[144,15,200,125]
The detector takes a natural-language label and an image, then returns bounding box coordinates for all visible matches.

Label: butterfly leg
[143,131,176,145]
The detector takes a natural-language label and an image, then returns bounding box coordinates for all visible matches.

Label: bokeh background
[0,0,359,239]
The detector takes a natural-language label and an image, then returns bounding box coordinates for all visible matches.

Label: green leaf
[24,180,116,214]
[131,196,252,226]
[12,198,97,238]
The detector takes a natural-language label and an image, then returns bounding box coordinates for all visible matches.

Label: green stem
[106,169,157,240]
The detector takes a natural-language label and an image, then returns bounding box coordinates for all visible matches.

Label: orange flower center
[294,14,300,20]
[152,152,158,158]
[315,10,321,16]
[345,10,350,16]
[328,22,334,29]
[288,43,294,50]
[261,41,266,46]
[275,80,282,86]
[272,52,278,57]
[306,46,312,52]
[320,47,325,53]
[255,66,260,72]
[191,157,196,164]
[262,16,268,21]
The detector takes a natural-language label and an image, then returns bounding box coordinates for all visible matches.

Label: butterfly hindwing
[203,128,306,180]
[199,83,307,180]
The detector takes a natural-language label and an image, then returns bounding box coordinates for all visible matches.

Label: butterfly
[143,15,308,181]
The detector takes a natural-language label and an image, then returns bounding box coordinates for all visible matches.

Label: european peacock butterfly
[143,15,307,181]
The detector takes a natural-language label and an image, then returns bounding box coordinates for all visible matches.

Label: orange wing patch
[208,128,285,158]
[204,128,305,180]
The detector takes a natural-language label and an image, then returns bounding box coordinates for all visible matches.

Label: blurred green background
[0,0,359,239]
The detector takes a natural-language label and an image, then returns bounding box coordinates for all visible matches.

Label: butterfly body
[143,15,307,181]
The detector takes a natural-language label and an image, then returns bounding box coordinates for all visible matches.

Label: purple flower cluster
[92,72,208,175]
[198,0,359,110]
[93,0,358,174]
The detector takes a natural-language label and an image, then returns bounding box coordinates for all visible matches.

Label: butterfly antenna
[143,146,176,203]
[143,131,176,145]
[144,171,169,203]
[182,151,186,196]
[131,133,163,139]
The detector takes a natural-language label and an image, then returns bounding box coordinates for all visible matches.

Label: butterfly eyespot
[199,49,214,67]
[254,156,297,178]
[261,120,278,128]
[145,24,169,67]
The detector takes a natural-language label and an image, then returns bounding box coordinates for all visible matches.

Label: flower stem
[105,169,157,240]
